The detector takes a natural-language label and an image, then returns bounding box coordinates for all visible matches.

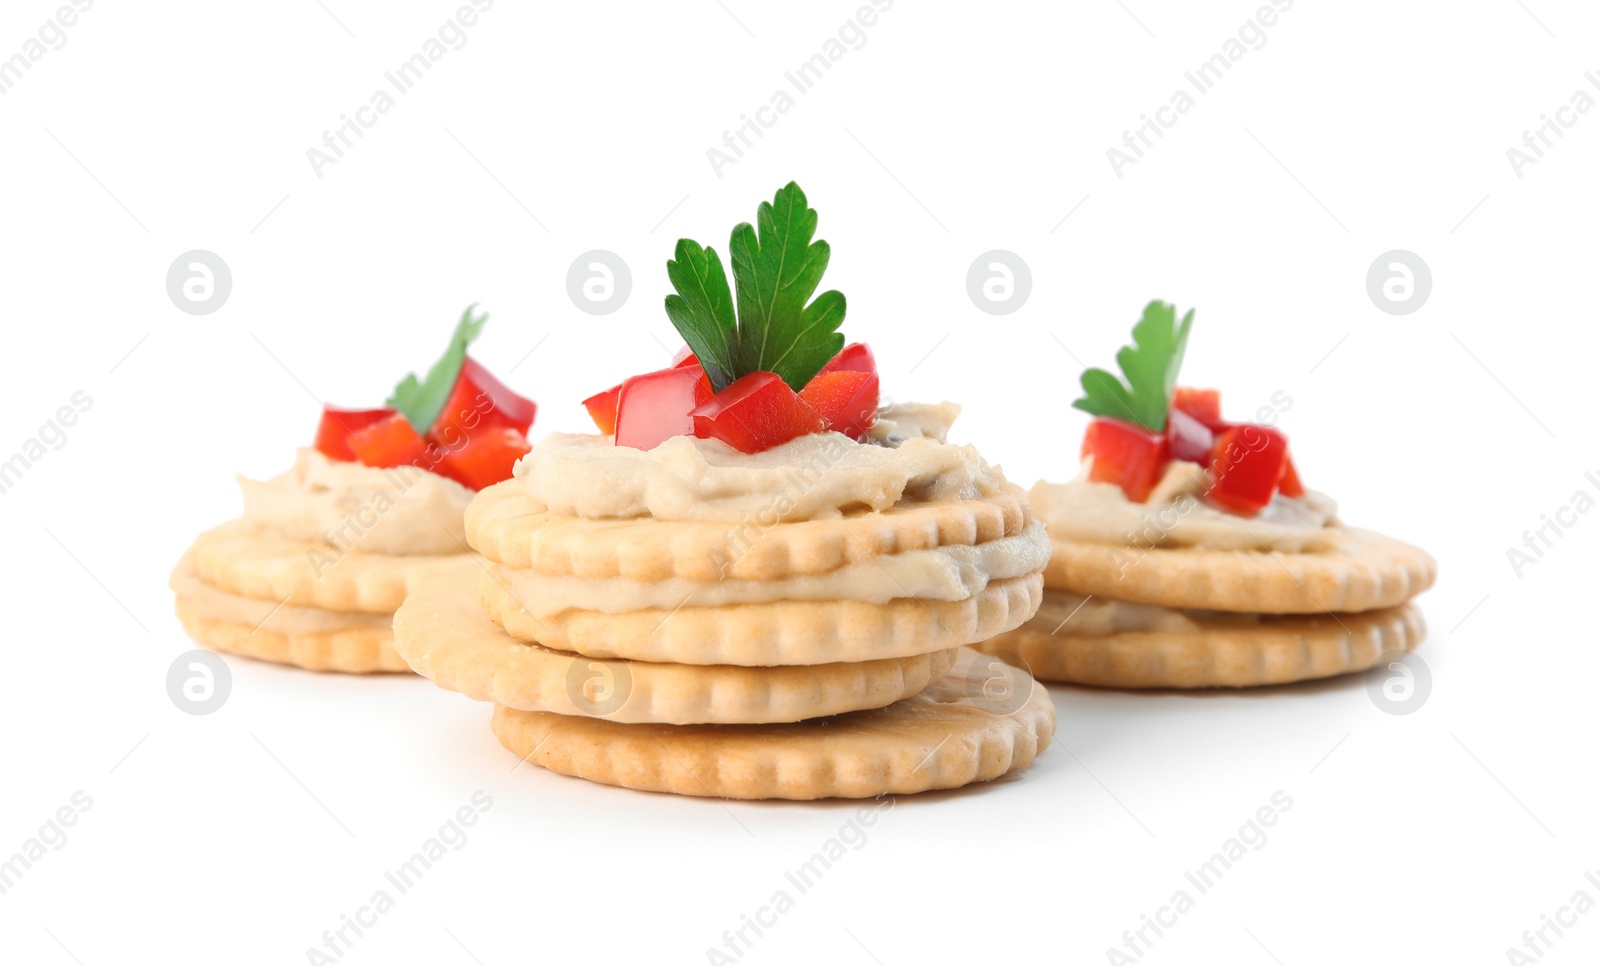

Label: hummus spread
[1031,459,1339,553]
[494,520,1050,616]
[1031,587,1262,636]
[514,402,1008,523]
[239,449,472,556]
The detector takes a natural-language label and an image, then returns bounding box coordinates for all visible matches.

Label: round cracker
[488,648,1055,799]
[174,599,409,673]
[1043,526,1435,614]
[187,523,466,614]
[479,567,1043,666]
[170,558,394,635]
[392,564,960,724]
[975,601,1427,689]
[465,478,1030,581]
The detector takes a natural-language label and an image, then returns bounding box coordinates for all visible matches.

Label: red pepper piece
[1172,387,1226,431]
[613,365,715,450]
[820,342,877,376]
[582,384,623,435]
[1081,417,1171,503]
[1278,454,1305,497]
[313,406,397,462]
[799,370,879,440]
[433,427,532,490]
[1166,406,1215,464]
[433,357,536,439]
[1208,424,1290,514]
[348,412,437,471]
[691,371,826,454]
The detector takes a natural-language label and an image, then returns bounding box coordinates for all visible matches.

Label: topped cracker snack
[171,307,537,673]
[976,300,1436,689]
[394,182,1056,799]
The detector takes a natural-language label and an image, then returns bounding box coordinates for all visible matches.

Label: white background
[2,1,1596,963]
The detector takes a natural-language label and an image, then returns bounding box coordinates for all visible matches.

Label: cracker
[479,567,1043,666]
[186,523,465,614]
[392,564,959,724]
[488,647,1055,799]
[465,478,1030,581]
[1043,526,1435,614]
[975,600,1427,688]
[174,599,409,673]
[170,559,393,634]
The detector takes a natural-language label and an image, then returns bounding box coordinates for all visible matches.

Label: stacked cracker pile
[172,527,463,673]
[393,473,1058,800]
[171,458,470,674]
[977,506,1438,689]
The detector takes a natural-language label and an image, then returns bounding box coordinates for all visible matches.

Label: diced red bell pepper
[434,427,532,490]
[799,370,879,439]
[691,371,826,454]
[582,383,623,435]
[671,347,701,368]
[314,406,397,462]
[1278,454,1305,497]
[1166,406,1215,464]
[820,342,877,376]
[433,357,536,439]
[1081,417,1170,503]
[348,412,437,471]
[614,365,715,451]
[1208,424,1290,514]
[1172,387,1225,431]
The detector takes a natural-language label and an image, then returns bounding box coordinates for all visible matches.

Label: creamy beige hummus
[170,561,392,632]
[1031,459,1339,553]
[863,401,962,445]
[239,449,472,556]
[515,402,1009,523]
[1029,587,1261,636]
[493,520,1049,616]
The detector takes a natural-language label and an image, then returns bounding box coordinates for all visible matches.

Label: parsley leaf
[387,304,488,432]
[662,181,846,393]
[728,182,846,390]
[664,239,739,391]
[1071,300,1194,432]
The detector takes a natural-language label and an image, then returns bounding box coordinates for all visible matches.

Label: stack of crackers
[171,498,467,673]
[393,475,1058,800]
[977,497,1438,689]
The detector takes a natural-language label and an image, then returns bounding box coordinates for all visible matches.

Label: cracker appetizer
[976,301,1436,688]
[395,183,1055,798]
[171,307,536,672]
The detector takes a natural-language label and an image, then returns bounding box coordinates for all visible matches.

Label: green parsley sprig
[665,182,847,393]
[1072,300,1194,432]
[386,304,487,432]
